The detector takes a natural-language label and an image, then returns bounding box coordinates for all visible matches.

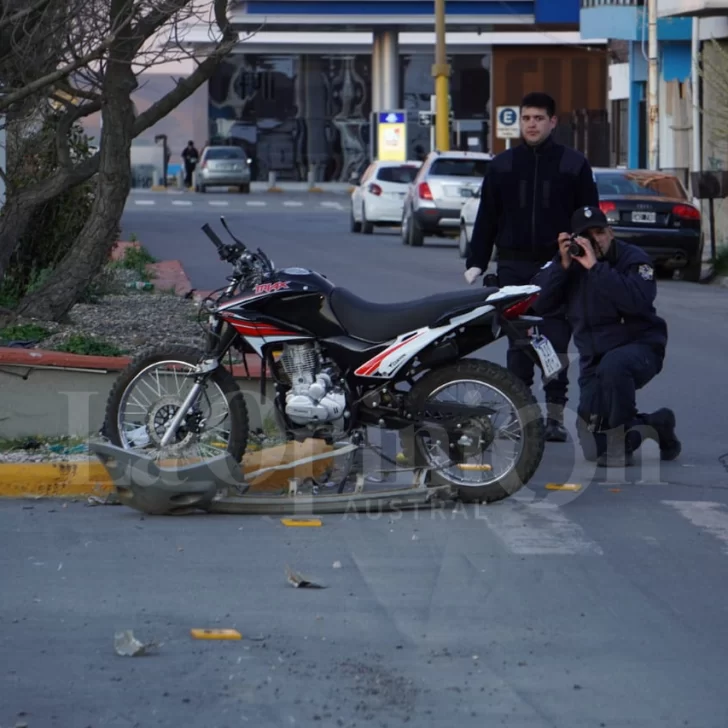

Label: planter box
[0,347,273,439]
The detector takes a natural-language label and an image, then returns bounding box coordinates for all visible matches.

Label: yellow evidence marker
[545,483,582,492]
[190,629,242,640]
[281,518,322,527]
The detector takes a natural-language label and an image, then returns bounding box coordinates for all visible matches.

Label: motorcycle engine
[279,343,347,426]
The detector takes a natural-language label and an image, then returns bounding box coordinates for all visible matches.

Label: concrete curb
[0,460,114,499]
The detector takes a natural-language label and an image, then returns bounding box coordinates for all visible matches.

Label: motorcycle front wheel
[402,358,545,504]
[103,345,249,463]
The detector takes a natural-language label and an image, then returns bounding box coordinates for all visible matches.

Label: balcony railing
[581,0,643,8]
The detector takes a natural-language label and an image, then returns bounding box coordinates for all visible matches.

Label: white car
[350,160,422,234]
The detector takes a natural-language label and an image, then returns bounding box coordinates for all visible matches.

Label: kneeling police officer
[531,206,682,467]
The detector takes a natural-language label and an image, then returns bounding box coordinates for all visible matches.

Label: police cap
[571,206,609,236]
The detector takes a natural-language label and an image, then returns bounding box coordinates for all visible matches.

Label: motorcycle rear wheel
[103,345,249,462]
[402,358,545,504]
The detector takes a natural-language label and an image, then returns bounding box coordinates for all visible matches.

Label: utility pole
[432,0,450,151]
[647,0,659,170]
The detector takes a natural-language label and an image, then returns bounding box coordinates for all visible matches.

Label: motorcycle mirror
[220,215,247,250]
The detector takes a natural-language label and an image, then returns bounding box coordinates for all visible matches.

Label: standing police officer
[464,92,599,442]
[530,205,681,467]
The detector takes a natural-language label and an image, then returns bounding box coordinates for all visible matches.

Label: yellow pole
[432,0,450,151]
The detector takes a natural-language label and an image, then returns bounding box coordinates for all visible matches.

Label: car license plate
[531,335,563,380]
[631,211,656,224]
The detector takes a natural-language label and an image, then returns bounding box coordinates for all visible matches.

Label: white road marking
[320,201,343,209]
[480,502,604,555]
[209,200,229,206]
[134,200,155,206]
[662,500,728,554]
[172,200,192,206]
[283,201,303,207]
[246,201,267,207]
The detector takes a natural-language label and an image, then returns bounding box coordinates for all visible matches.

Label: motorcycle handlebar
[201,223,226,253]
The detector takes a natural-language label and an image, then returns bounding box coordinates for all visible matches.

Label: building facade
[205,40,608,182]
[166,0,608,181]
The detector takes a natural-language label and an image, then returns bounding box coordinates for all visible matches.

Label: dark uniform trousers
[495,259,571,408]
[575,342,663,461]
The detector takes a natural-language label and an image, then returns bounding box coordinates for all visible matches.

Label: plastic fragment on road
[190,629,242,640]
[114,630,157,656]
[286,565,326,589]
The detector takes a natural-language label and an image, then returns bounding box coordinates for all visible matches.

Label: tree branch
[132,0,237,136]
[0,0,53,34]
[0,34,115,113]
[55,99,103,168]
[131,0,194,55]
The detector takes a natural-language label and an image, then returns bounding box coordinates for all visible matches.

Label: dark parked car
[593,168,703,281]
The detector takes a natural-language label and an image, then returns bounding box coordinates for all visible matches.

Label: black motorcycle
[104,218,559,503]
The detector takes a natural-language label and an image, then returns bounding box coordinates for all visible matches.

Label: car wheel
[408,214,424,247]
[361,205,374,235]
[458,223,470,259]
[682,254,703,282]
[350,207,362,233]
[239,183,250,194]
[401,212,410,245]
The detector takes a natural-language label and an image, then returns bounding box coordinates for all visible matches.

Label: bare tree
[0,0,241,321]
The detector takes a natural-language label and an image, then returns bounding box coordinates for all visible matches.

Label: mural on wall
[208,52,493,181]
[209,54,372,182]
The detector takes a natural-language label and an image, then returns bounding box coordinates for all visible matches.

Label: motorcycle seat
[329,286,500,344]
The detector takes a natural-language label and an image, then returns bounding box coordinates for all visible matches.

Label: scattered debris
[86,493,121,507]
[286,565,326,589]
[332,561,342,569]
[113,630,157,657]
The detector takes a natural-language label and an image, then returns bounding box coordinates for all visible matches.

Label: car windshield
[596,172,687,199]
[429,158,490,178]
[376,165,420,184]
[205,148,245,160]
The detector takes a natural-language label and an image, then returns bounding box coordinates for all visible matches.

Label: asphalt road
[2,192,727,728]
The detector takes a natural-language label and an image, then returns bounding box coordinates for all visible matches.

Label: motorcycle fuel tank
[219,267,345,339]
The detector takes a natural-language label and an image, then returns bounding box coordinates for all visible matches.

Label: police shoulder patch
[637,263,654,281]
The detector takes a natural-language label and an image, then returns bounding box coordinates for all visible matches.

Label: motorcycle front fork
[157,317,238,447]
[158,358,220,448]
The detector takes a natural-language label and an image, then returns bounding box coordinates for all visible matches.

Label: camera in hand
[568,234,585,257]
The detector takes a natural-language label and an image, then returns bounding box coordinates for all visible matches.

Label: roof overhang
[176,28,606,54]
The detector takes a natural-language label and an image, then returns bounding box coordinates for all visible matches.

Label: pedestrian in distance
[464,92,599,443]
[530,205,682,468]
[182,140,200,189]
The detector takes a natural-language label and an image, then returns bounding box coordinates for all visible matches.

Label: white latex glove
[464,267,483,285]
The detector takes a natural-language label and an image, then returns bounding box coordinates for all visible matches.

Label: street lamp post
[432,0,450,151]
[647,0,659,170]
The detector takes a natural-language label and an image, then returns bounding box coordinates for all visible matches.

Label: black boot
[596,430,635,468]
[643,408,681,461]
[544,402,568,443]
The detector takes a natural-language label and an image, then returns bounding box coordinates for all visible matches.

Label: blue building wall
[535,0,579,24]
[580,5,692,41]
[625,41,691,168]
[242,0,537,16]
